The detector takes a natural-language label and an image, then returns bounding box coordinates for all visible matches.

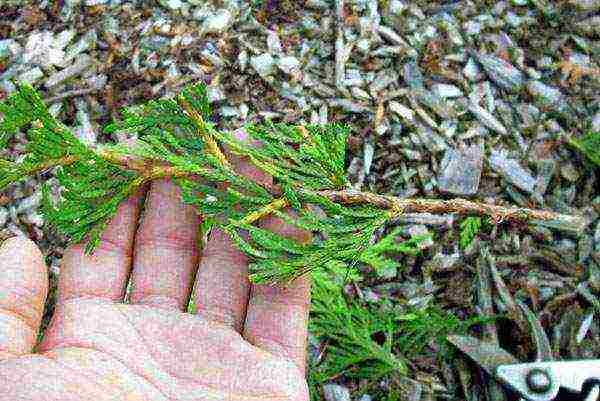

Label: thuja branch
[0,82,591,285]
[35,149,586,234]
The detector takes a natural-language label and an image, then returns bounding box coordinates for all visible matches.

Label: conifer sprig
[0,82,589,284]
[309,268,406,383]
[308,265,492,387]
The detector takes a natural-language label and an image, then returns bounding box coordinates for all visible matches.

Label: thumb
[0,236,48,360]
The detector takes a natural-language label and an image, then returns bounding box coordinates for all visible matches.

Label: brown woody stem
[313,189,587,234]
[38,151,586,234]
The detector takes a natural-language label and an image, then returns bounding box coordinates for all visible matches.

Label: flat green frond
[222,224,279,259]
[301,123,349,187]
[0,86,73,155]
[245,204,391,284]
[104,98,191,137]
[309,270,406,383]
[103,84,210,150]
[212,121,350,190]
[357,228,430,275]
[366,227,420,255]
[178,82,211,120]
[282,184,302,210]
[233,221,313,255]
[0,84,53,146]
[40,157,140,255]
[270,208,327,232]
[394,307,495,358]
[310,266,493,387]
[177,178,250,218]
[249,259,309,285]
[0,84,107,194]
[173,153,272,219]
[0,155,40,189]
[226,187,268,206]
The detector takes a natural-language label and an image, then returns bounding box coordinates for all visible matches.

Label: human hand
[0,151,310,400]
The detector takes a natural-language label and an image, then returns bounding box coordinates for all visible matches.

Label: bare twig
[44,87,100,104]
[314,189,587,234]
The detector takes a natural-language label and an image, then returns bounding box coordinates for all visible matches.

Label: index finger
[55,185,148,305]
[192,129,271,331]
[243,211,312,374]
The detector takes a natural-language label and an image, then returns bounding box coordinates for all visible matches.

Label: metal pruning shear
[445,253,600,400]
[448,334,600,401]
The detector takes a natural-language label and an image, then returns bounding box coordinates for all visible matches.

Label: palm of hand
[19,299,304,400]
[0,159,310,401]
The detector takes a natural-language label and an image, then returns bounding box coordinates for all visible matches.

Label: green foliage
[0,82,394,285]
[459,216,482,249]
[568,131,600,168]
[308,264,492,393]
[393,307,491,359]
[309,268,406,384]
[359,227,428,275]
[229,204,391,284]
[0,84,86,189]
[0,83,51,147]
[0,84,143,253]
[212,121,350,190]
[40,164,140,254]
[104,83,211,141]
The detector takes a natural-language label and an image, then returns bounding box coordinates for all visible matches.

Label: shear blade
[496,362,560,401]
[447,335,519,376]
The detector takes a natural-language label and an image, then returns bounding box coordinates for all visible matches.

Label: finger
[193,129,270,332]
[193,227,250,331]
[56,186,147,304]
[243,211,312,374]
[129,178,202,311]
[0,236,48,359]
